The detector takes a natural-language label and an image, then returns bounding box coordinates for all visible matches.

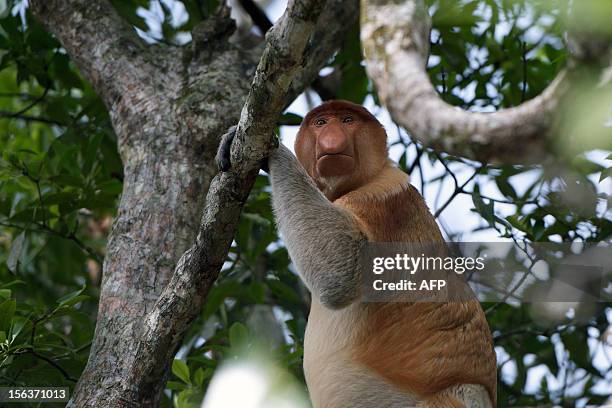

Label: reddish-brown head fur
[295,100,388,200]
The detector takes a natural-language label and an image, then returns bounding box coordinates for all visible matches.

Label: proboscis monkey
[217,100,496,408]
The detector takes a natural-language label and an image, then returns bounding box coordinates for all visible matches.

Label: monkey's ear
[216,125,237,172]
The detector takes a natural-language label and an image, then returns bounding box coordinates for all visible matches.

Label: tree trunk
[30,2,256,406]
[66,24,254,408]
[72,67,253,406]
[28,0,357,405]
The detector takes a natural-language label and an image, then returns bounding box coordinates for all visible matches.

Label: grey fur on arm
[268,145,366,309]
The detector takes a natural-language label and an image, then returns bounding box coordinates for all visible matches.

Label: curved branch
[120,0,327,396]
[29,0,155,107]
[361,0,571,163]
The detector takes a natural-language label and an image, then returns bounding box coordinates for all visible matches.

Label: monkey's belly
[303,300,418,408]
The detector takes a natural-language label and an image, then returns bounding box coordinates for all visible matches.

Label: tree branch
[29,0,156,108]
[286,0,359,105]
[0,111,65,126]
[119,0,327,395]
[360,0,581,163]
[19,349,78,383]
[238,0,273,33]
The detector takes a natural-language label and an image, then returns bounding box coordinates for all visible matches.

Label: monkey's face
[295,102,387,200]
[311,109,359,177]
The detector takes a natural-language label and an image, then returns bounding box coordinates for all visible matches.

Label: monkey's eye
[314,118,327,127]
[342,116,354,124]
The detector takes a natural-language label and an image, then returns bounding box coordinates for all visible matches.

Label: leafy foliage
[0,1,609,407]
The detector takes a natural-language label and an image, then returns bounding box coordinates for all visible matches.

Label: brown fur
[335,164,497,404]
[302,100,381,125]
[295,101,497,406]
[336,165,443,243]
[425,393,467,408]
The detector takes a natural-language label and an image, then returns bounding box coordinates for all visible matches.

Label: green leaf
[96,179,123,195]
[40,192,77,206]
[506,215,529,233]
[193,367,206,387]
[7,231,26,272]
[599,167,612,182]
[50,173,84,188]
[49,53,83,89]
[0,280,25,289]
[229,322,249,348]
[166,380,187,391]
[471,185,495,226]
[202,281,243,320]
[496,176,517,199]
[571,156,604,175]
[0,298,16,332]
[172,359,191,384]
[248,282,265,303]
[110,0,150,32]
[561,331,600,377]
[267,279,303,305]
[57,285,86,307]
[10,316,26,340]
[242,212,270,226]
[0,289,11,300]
[0,0,10,18]
[59,295,89,308]
[279,112,303,126]
[533,219,546,241]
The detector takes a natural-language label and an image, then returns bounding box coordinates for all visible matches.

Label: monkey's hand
[215,125,278,173]
[216,125,237,172]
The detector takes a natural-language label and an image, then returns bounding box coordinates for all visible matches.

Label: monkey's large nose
[317,127,349,157]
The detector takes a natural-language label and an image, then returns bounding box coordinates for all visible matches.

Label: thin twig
[434,169,480,218]
[0,111,65,126]
[238,0,273,32]
[18,348,77,383]
[521,40,528,102]
[2,86,50,119]
[485,238,538,315]
[0,221,103,264]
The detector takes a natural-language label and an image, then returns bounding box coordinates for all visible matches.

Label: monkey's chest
[302,300,418,408]
[303,301,362,406]
[303,300,362,359]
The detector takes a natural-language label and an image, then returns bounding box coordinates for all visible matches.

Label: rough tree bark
[360,0,612,163]
[29,0,358,406]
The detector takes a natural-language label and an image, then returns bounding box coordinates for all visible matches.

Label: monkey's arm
[268,145,367,309]
[215,127,366,309]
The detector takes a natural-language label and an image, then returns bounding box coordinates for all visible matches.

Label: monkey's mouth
[317,153,353,160]
[316,154,355,177]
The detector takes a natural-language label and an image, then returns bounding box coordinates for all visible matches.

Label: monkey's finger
[216,125,237,172]
[216,154,231,173]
